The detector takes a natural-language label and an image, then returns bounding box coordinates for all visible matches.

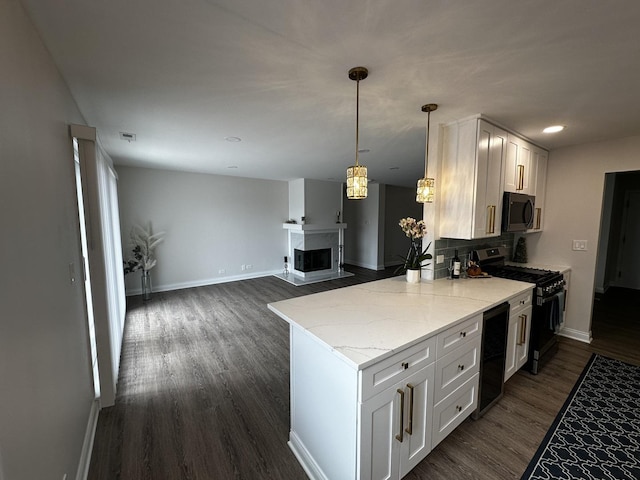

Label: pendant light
[346,66,369,200]
[416,103,438,203]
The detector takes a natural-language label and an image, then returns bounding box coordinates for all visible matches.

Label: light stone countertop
[268,276,534,370]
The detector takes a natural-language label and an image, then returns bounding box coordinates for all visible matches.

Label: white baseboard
[558,326,592,344]
[343,259,379,270]
[288,431,328,480]
[125,270,281,296]
[76,399,100,480]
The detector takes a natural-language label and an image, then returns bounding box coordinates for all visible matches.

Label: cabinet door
[473,121,506,238]
[360,364,435,480]
[515,305,533,370]
[504,135,532,194]
[399,365,435,477]
[504,311,519,382]
[528,147,548,232]
[360,385,401,480]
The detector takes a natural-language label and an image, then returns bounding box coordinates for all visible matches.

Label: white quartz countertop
[268,276,534,370]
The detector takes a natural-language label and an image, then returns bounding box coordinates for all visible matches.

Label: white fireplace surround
[283,223,347,279]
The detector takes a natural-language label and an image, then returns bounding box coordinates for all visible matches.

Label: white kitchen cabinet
[527,146,548,232]
[504,290,533,382]
[440,116,507,239]
[432,316,481,446]
[504,134,535,194]
[360,363,435,480]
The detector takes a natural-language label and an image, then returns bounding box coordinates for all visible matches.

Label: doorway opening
[591,170,640,365]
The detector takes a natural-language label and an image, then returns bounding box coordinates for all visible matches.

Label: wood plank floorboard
[88,274,640,480]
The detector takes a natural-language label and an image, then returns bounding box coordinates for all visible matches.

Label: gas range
[473,247,565,302]
[473,246,565,375]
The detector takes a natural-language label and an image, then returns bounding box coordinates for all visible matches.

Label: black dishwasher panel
[472,302,509,419]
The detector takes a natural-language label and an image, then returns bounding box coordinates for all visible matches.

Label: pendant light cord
[424,108,430,177]
[355,78,360,167]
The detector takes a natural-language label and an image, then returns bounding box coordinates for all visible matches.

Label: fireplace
[294,248,332,273]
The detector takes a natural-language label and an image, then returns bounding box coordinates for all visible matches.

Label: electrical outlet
[436,255,444,264]
[241,265,246,271]
[218,269,225,274]
[572,240,588,251]
[246,264,252,270]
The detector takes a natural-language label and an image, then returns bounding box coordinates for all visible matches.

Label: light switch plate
[572,240,588,251]
[436,254,445,264]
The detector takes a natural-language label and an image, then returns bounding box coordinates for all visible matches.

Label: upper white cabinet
[504,134,535,194]
[527,146,548,232]
[440,117,507,240]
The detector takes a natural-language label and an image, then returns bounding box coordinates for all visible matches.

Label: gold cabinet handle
[491,205,496,233]
[405,384,414,435]
[535,208,542,229]
[401,362,409,370]
[517,164,525,190]
[458,364,465,371]
[396,388,405,442]
[518,314,527,345]
[487,205,492,233]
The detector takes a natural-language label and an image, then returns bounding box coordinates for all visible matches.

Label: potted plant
[123,223,165,300]
[395,217,432,283]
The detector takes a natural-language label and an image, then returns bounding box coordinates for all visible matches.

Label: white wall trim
[558,326,592,344]
[288,431,328,480]
[125,269,281,296]
[344,259,381,271]
[75,399,100,480]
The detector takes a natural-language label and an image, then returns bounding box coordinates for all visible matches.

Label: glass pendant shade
[416,177,435,203]
[346,165,368,199]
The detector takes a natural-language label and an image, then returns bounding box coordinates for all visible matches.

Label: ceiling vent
[119,132,137,142]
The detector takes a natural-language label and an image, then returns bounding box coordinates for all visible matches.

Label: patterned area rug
[521,354,640,480]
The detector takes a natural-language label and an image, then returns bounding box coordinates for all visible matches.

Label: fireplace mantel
[283,223,347,232]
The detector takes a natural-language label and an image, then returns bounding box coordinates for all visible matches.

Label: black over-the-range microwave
[502,192,535,232]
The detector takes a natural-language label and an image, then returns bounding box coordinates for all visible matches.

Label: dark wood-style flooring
[88,271,640,480]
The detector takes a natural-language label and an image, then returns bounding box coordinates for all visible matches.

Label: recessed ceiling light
[543,125,565,134]
[225,136,242,142]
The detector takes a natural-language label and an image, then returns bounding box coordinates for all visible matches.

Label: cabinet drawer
[433,336,481,404]
[360,337,436,402]
[436,314,481,358]
[509,290,532,315]
[431,373,479,448]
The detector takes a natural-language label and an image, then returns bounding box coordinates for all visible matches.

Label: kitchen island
[268,276,534,480]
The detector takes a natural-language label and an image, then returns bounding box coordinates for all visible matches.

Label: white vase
[406,269,421,283]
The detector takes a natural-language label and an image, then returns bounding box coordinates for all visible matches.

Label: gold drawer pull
[458,364,465,371]
[396,389,405,442]
[405,384,415,435]
[401,362,409,370]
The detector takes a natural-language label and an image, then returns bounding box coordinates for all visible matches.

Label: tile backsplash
[434,233,515,279]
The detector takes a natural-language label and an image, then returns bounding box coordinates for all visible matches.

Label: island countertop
[268,276,534,370]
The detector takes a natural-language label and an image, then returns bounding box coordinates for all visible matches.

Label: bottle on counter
[452,250,461,279]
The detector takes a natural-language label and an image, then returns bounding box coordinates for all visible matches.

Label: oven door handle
[537,292,562,306]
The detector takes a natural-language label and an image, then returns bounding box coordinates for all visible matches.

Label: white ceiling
[22,0,640,187]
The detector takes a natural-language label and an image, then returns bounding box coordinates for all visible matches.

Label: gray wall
[0,1,94,479]
[117,166,289,293]
[383,185,423,267]
[526,134,640,341]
